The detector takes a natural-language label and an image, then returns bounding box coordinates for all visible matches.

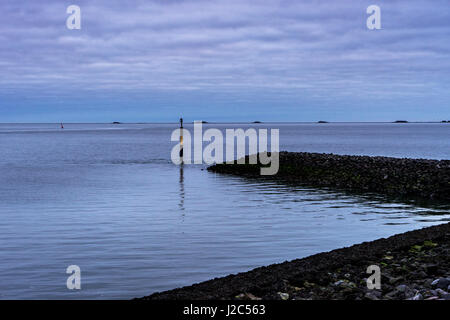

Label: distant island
[253,121,262,123]
[394,120,408,123]
[317,121,329,123]
[112,122,121,124]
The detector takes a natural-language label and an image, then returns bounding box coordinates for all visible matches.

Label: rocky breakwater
[207,152,450,201]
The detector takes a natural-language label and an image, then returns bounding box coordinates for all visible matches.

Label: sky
[0,0,449,123]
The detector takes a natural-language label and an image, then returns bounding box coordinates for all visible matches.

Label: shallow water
[0,123,449,299]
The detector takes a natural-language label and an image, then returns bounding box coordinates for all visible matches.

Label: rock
[235,292,262,300]
[278,292,289,300]
[423,279,434,287]
[328,272,338,279]
[408,293,423,300]
[396,285,415,299]
[435,288,448,297]
[421,290,434,298]
[442,294,450,300]
[415,271,428,278]
[384,291,398,299]
[425,296,439,300]
[396,284,408,292]
[246,293,262,300]
[387,276,402,284]
[333,280,356,289]
[333,280,345,286]
[235,293,246,299]
[365,290,382,300]
[431,278,450,290]
[424,264,438,274]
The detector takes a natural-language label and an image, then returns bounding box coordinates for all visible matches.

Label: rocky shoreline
[139,222,450,300]
[207,152,450,201]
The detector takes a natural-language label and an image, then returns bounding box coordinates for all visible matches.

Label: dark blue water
[0,123,449,299]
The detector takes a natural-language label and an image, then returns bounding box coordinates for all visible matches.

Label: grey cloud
[0,0,449,115]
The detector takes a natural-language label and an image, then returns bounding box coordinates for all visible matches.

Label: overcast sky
[1,0,449,122]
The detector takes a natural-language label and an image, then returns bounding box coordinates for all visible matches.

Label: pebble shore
[140,222,450,300]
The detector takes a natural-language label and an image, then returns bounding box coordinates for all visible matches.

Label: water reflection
[209,171,450,222]
[179,164,185,212]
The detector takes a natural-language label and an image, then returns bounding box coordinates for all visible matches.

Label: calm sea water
[0,123,449,299]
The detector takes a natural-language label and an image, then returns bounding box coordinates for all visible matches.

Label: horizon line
[0,121,449,124]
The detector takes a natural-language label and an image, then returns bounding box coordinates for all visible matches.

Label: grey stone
[278,292,289,300]
[396,284,415,299]
[333,280,355,288]
[423,279,434,286]
[424,264,438,274]
[396,284,408,292]
[365,290,382,300]
[384,291,397,299]
[435,288,448,297]
[415,271,428,278]
[387,276,402,284]
[333,280,344,286]
[431,278,450,290]
[408,293,423,300]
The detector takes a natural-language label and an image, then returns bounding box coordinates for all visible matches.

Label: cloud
[0,0,449,121]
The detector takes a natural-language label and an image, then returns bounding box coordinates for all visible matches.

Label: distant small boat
[60,123,64,129]
[394,120,408,123]
[318,121,329,123]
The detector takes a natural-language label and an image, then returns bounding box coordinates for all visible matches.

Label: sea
[0,122,449,299]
